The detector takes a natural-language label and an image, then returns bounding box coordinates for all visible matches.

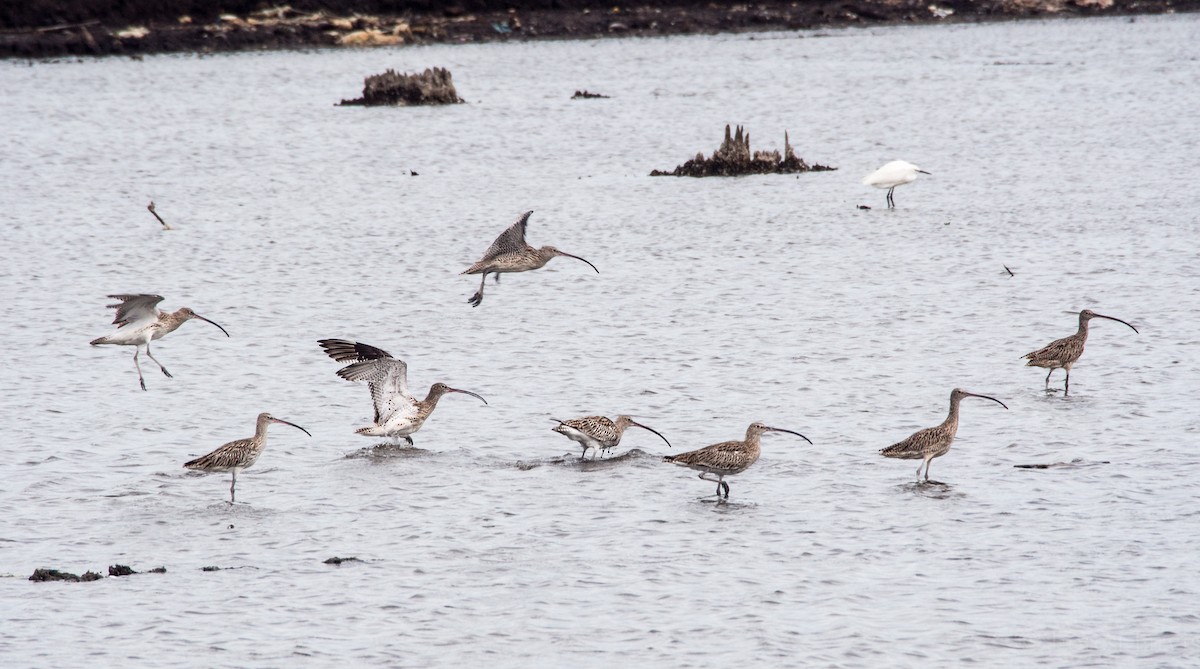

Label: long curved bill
[766,427,813,445]
[963,393,1009,410]
[196,314,231,337]
[1095,313,1139,334]
[449,388,488,405]
[271,417,312,437]
[559,251,600,274]
[629,420,672,448]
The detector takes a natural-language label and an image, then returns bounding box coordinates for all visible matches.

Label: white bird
[89,294,229,390]
[862,160,930,208]
[317,339,486,445]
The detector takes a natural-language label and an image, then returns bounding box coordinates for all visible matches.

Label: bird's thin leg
[468,272,488,307]
[887,187,895,208]
[924,457,932,483]
[719,478,730,498]
[145,341,172,378]
[405,436,414,446]
[1064,370,1070,396]
[579,446,588,460]
[494,274,501,284]
[1045,368,1054,389]
[133,346,147,391]
[229,471,237,504]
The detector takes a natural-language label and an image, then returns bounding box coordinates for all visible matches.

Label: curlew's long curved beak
[1094,313,1139,334]
[629,420,672,448]
[556,251,599,274]
[917,170,931,175]
[765,426,813,444]
[448,387,488,405]
[962,393,1009,410]
[195,314,230,337]
[271,417,312,437]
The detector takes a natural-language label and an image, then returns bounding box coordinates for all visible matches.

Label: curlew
[664,422,811,498]
[862,160,930,209]
[880,389,1007,484]
[184,412,311,503]
[461,210,598,307]
[1023,309,1138,395]
[551,415,672,459]
[89,294,229,390]
[318,339,486,445]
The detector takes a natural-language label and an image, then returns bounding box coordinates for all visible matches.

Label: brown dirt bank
[2,0,1197,60]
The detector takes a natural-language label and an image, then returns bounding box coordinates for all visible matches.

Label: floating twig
[147,201,172,230]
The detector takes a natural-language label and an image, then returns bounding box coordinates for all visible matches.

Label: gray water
[2,14,1199,668]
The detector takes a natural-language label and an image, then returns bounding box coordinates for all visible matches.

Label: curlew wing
[335,359,416,424]
[318,338,393,363]
[478,211,533,261]
[880,426,940,459]
[556,416,618,447]
[665,440,750,472]
[184,437,257,472]
[1023,334,1078,367]
[106,294,164,327]
[318,339,415,423]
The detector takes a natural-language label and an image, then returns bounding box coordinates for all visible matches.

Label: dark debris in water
[29,568,103,582]
[338,67,465,107]
[108,564,136,576]
[324,556,363,565]
[1014,459,1110,469]
[651,125,836,177]
[572,90,610,99]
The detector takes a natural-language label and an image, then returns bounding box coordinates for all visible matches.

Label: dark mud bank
[3,0,1197,60]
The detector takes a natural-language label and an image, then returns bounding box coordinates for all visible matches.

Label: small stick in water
[1004,265,1014,277]
[147,201,172,230]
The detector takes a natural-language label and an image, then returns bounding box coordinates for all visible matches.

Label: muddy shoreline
[2,0,1197,60]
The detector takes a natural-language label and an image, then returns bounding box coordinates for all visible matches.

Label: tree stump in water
[650,125,836,177]
[339,67,465,106]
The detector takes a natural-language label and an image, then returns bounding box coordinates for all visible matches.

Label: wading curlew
[89,294,229,390]
[551,415,672,459]
[318,339,486,445]
[862,160,930,209]
[880,389,1007,484]
[1023,309,1139,395]
[184,412,311,503]
[664,422,811,498]
[461,210,598,307]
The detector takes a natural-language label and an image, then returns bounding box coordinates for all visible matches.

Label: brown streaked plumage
[461,210,598,307]
[664,422,811,498]
[89,294,229,390]
[551,415,672,459]
[318,339,486,445]
[184,412,311,503]
[880,389,1008,484]
[1023,309,1138,395]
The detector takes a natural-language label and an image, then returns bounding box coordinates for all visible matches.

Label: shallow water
[2,14,1199,668]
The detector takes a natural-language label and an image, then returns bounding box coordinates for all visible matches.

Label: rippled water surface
[2,14,1199,667]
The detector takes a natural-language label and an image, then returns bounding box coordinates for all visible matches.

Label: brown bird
[551,415,672,459]
[318,339,486,445]
[461,210,598,307]
[880,389,1007,484]
[184,412,311,503]
[89,294,229,390]
[1023,309,1138,395]
[664,422,811,498]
